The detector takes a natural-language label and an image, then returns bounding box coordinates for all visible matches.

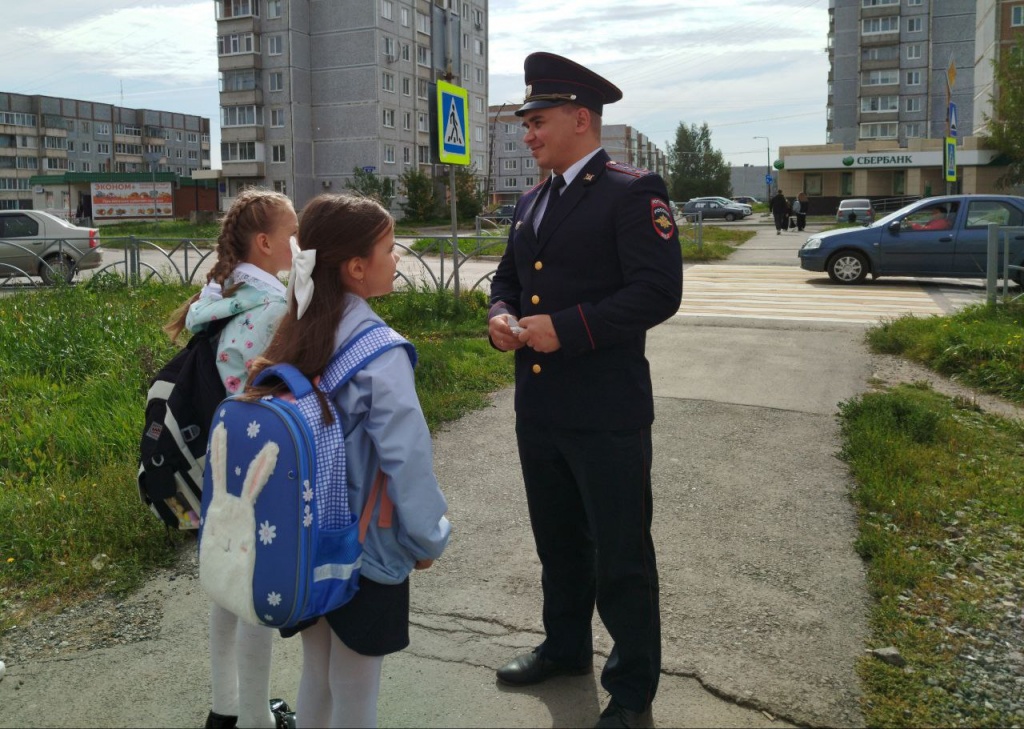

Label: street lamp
[143,151,167,227]
[753,136,770,202]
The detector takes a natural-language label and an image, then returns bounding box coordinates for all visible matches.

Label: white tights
[209,602,276,728]
[296,619,384,728]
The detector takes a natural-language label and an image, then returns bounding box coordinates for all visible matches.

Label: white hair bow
[286,236,316,320]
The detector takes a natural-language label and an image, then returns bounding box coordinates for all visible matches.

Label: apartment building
[777,0,1024,199]
[485,105,670,207]
[0,92,210,214]
[216,0,490,212]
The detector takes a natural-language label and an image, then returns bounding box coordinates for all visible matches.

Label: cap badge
[524,84,533,99]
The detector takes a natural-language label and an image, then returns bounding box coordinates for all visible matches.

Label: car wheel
[40,253,75,285]
[827,251,869,284]
[724,213,735,222]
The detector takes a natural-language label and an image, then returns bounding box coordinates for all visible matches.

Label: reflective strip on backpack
[312,554,363,582]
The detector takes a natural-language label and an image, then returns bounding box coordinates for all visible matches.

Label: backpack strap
[320,323,417,395]
[358,470,392,542]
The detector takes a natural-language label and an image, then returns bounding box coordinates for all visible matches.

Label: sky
[5,0,831,171]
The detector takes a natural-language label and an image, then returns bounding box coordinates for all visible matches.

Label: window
[841,172,853,196]
[907,17,922,32]
[272,144,286,162]
[476,67,485,84]
[218,32,257,55]
[503,177,517,188]
[270,108,286,127]
[474,38,484,55]
[525,176,535,187]
[267,0,282,19]
[418,113,428,132]
[474,125,483,142]
[97,142,110,154]
[1013,6,1024,26]
[401,7,410,26]
[418,145,430,163]
[383,36,395,59]
[474,96,483,113]
[859,122,898,139]
[269,71,283,91]
[904,122,923,138]
[860,95,899,112]
[382,108,395,128]
[97,123,110,136]
[905,97,922,112]
[221,104,262,125]
[221,141,257,161]
[382,72,395,92]
[381,0,393,20]
[218,0,258,18]
[965,200,1023,228]
[892,170,905,196]
[401,43,411,62]
[504,142,516,152]
[416,11,430,34]
[403,146,411,164]
[906,44,921,60]
[524,158,536,170]
[268,35,283,55]
[503,159,518,170]
[384,144,395,164]
[863,69,900,85]
[862,17,899,34]
[906,70,921,85]
[402,77,411,96]
[417,45,430,66]
[274,180,287,195]
[417,79,429,99]
[907,0,922,5]
[81,142,91,153]
[81,162,92,172]
[804,174,823,196]
[402,111,412,131]
[861,0,897,5]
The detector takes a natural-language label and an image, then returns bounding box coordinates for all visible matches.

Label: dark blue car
[798,194,1024,284]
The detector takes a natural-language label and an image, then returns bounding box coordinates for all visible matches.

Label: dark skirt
[279,575,410,657]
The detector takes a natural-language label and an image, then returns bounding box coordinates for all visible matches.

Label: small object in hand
[507,315,523,335]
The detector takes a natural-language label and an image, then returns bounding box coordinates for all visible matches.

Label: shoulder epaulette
[606,160,651,178]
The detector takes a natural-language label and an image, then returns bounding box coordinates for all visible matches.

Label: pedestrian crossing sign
[436,80,470,166]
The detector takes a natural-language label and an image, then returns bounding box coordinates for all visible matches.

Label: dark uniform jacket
[489,149,683,431]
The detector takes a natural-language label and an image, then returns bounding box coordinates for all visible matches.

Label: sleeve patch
[651,199,677,240]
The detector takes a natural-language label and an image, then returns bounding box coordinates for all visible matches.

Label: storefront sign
[90,181,173,220]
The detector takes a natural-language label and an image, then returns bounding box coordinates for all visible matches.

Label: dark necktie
[540,174,565,231]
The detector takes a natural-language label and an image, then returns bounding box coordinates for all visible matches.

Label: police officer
[488,52,683,729]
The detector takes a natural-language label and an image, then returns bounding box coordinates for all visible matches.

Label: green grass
[683,226,756,262]
[867,301,1024,405]
[840,298,1024,727]
[0,281,511,626]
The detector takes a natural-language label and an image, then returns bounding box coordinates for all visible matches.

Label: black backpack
[138,317,232,530]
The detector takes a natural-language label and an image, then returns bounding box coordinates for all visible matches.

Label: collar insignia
[583,173,594,182]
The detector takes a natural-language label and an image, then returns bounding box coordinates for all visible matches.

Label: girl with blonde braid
[164,188,298,729]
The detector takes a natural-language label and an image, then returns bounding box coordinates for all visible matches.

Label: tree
[983,37,1024,189]
[450,164,484,220]
[666,122,732,202]
[345,167,395,208]
[399,168,441,221]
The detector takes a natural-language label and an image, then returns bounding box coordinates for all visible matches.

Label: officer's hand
[488,314,526,351]
[518,315,561,353]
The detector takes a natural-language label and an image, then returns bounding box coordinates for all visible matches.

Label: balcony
[220,89,264,107]
[218,52,262,73]
[221,160,264,177]
[221,126,265,143]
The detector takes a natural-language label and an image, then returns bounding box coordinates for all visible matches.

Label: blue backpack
[198,323,416,628]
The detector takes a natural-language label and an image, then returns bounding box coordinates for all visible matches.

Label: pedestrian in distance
[770,189,790,234]
[794,192,809,232]
[164,188,299,729]
[247,194,451,729]
[488,52,683,729]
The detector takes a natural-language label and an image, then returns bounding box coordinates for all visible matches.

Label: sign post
[435,80,470,296]
[945,56,957,193]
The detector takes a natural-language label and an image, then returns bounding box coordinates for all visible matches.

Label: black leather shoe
[496,650,592,685]
[595,699,653,728]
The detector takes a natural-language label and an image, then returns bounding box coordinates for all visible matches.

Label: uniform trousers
[515,419,661,712]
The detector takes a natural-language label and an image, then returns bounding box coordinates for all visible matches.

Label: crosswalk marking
[678,264,986,324]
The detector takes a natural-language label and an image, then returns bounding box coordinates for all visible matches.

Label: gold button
[532,364,542,374]
[531,294,540,305]
[534,261,543,270]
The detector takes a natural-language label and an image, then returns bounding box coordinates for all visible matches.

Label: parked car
[682,198,750,222]
[0,210,102,285]
[691,196,753,217]
[480,204,516,225]
[835,198,875,225]
[731,196,761,206]
[798,194,1024,284]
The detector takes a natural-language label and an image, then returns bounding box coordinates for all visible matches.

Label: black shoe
[270,699,296,729]
[496,649,592,685]
[204,712,237,729]
[595,699,653,728]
